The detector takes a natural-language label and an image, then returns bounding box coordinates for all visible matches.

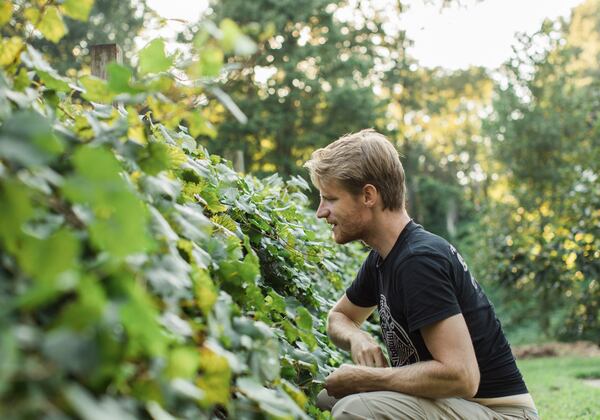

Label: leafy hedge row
[0,2,366,418]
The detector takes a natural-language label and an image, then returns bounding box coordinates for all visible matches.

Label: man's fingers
[375,352,389,367]
[356,350,384,367]
[373,349,387,367]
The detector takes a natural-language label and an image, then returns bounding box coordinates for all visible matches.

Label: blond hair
[304,129,405,211]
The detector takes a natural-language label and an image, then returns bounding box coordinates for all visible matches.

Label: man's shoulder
[402,224,452,260]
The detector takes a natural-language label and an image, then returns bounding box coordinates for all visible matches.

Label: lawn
[518,356,600,419]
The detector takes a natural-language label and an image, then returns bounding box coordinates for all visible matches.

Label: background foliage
[477,0,600,342]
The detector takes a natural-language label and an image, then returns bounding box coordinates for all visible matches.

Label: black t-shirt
[346,220,528,398]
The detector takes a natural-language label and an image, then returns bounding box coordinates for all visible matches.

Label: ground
[513,341,600,359]
[514,342,600,420]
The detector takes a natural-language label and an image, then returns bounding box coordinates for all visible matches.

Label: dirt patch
[583,379,600,388]
[513,341,600,359]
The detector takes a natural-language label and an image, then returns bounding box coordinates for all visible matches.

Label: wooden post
[233,150,245,173]
[91,44,122,80]
[226,150,245,173]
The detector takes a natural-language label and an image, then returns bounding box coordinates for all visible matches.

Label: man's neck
[363,209,411,259]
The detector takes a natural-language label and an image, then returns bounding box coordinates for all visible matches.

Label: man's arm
[325,313,480,399]
[327,294,388,367]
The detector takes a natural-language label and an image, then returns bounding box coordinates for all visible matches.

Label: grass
[518,356,600,419]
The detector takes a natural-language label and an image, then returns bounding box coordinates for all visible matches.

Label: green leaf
[80,75,115,103]
[138,39,172,76]
[138,142,170,175]
[62,0,94,21]
[42,329,98,375]
[63,146,154,257]
[295,307,313,331]
[89,197,152,258]
[13,68,30,91]
[37,70,70,92]
[107,63,143,94]
[166,347,200,379]
[0,180,33,252]
[236,377,308,419]
[194,47,223,78]
[0,109,64,167]
[57,275,106,330]
[0,1,13,27]
[64,384,138,420]
[0,328,18,395]
[218,253,260,295]
[120,279,169,356]
[266,290,287,314]
[281,379,308,411]
[18,228,80,284]
[36,6,67,43]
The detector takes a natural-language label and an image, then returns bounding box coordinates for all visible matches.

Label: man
[304,129,538,419]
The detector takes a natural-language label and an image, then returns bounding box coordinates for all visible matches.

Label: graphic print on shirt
[449,244,484,295]
[379,294,420,367]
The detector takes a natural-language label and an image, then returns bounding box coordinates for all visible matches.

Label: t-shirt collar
[375,219,415,269]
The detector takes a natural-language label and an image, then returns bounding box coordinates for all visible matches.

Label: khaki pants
[316,390,539,420]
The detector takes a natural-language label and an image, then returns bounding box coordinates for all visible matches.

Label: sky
[146,0,585,70]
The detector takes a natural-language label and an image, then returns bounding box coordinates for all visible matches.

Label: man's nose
[316,201,329,219]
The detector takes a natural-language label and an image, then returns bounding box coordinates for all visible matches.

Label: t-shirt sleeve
[345,253,378,308]
[399,255,461,332]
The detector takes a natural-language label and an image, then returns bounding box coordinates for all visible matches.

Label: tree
[383,65,494,240]
[199,0,411,177]
[480,0,600,341]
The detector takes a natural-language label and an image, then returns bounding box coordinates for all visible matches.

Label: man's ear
[362,184,378,208]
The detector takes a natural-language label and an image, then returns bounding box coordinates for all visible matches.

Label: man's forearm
[351,361,477,398]
[327,311,371,350]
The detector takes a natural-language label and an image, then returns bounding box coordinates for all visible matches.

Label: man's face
[316,180,369,244]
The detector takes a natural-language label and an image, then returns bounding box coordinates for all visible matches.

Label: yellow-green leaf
[37,6,68,43]
[220,19,242,53]
[0,1,13,27]
[197,346,231,406]
[192,269,217,315]
[166,144,188,168]
[187,111,217,138]
[0,37,23,67]
[138,39,172,76]
[23,7,40,25]
[127,106,147,145]
[80,75,115,103]
[166,347,200,379]
[195,47,223,78]
[62,0,94,21]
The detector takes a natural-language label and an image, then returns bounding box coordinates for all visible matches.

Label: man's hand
[325,364,364,399]
[350,332,389,367]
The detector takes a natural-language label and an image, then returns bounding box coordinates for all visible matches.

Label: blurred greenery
[477,0,600,342]
[519,356,600,419]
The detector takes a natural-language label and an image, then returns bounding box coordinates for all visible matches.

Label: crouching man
[304,129,538,419]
